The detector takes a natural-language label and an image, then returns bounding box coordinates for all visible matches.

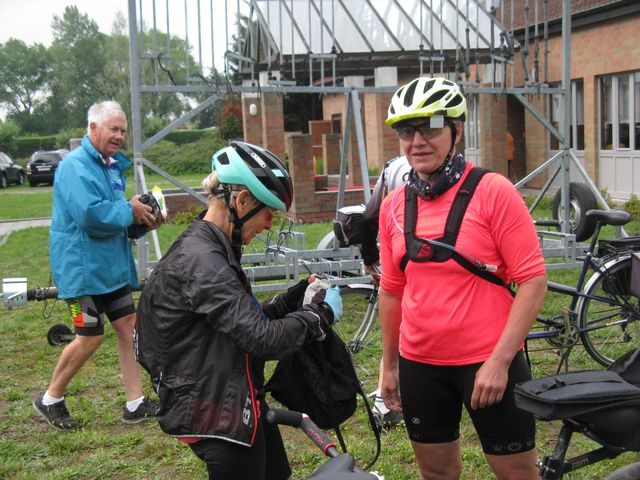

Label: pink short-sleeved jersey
[379,164,546,366]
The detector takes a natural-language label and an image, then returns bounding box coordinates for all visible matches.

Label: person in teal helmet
[136,141,342,480]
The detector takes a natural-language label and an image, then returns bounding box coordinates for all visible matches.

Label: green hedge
[14,136,58,158]
[164,128,217,145]
[142,135,226,175]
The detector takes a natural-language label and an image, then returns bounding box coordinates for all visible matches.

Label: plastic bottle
[151,185,168,219]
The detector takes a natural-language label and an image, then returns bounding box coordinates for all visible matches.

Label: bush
[55,128,86,150]
[623,194,640,220]
[599,188,617,208]
[164,128,216,144]
[14,135,57,158]
[218,116,243,141]
[170,204,202,225]
[0,121,21,155]
[142,135,226,176]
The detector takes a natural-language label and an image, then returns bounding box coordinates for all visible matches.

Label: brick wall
[242,96,263,147]
[364,92,398,172]
[163,188,207,219]
[508,13,640,187]
[261,93,285,162]
[287,133,369,222]
[323,133,341,174]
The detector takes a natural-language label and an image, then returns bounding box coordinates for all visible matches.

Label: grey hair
[87,101,126,134]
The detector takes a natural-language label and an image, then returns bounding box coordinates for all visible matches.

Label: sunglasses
[395,122,448,141]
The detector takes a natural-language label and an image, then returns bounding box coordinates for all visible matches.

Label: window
[574,80,585,150]
[549,80,584,150]
[635,72,640,150]
[619,75,630,148]
[599,72,640,151]
[465,93,480,149]
[600,76,613,150]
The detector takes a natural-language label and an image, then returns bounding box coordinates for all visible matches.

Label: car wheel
[551,182,598,242]
[0,174,7,189]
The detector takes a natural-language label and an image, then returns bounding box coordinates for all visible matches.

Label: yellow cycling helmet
[385,77,467,127]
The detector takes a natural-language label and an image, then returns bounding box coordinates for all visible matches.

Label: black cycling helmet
[211,141,293,212]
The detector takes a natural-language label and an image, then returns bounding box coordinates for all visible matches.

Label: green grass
[1,192,640,479]
[0,171,204,221]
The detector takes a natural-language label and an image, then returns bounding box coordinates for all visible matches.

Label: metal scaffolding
[127,0,597,287]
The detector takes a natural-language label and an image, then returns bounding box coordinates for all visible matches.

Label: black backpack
[265,326,381,469]
[333,204,366,247]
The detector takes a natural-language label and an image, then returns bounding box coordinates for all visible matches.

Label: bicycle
[266,408,383,479]
[335,208,640,388]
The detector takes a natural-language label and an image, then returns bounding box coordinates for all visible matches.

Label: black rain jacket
[135,218,330,446]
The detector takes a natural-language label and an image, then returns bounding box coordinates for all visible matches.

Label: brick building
[237,0,639,221]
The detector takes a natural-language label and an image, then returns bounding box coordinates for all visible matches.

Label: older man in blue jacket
[33,101,161,430]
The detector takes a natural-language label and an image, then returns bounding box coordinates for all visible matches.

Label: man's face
[89,115,127,158]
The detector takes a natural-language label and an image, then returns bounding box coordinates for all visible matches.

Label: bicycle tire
[604,461,640,480]
[337,284,381,394]
[577,255,640,366]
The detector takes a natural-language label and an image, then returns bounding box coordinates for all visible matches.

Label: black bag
[265,326,381,468]
[333,204,366,247]
[514,348,640,450]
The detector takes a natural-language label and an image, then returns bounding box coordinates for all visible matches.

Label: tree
[218,95,243,140]
[47,6,110,130]
[0,39,50,128]
[0,120,21,155]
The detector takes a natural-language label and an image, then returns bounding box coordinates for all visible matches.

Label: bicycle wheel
[604,462,640,480]
[336,284,381,394]
[577,256,640,366]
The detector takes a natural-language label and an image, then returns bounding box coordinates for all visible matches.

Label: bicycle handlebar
[266,409,339,457]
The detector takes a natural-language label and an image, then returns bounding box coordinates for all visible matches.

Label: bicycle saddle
[585,209,632,227]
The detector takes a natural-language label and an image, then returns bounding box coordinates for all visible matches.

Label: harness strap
[400,167,509,291]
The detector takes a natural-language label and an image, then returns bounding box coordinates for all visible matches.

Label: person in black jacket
[135,141,342,480]
[358,154,411,431]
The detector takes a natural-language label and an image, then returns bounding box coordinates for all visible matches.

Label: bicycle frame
[527,211,640,368]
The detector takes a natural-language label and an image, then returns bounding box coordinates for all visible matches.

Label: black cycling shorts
[65,285,135,337]
[399,351,535,455]
[188,409,291,480]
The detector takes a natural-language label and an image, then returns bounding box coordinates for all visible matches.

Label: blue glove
[322,286,343,325]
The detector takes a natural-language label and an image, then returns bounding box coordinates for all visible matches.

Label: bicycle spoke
[579,257,640,366]
[336,286,381,394]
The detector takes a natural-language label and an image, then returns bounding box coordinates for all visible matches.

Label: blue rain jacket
[49,135,138,298]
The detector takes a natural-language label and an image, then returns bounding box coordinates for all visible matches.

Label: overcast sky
[0,0,242,121]
[0,1,129,46]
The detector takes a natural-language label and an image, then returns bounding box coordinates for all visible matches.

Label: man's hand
[129,194,157,226]
[364,262,381,285]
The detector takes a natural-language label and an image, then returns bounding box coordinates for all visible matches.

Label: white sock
[126,396,145,412]
[374,395,390,415]
[42,391,64,406]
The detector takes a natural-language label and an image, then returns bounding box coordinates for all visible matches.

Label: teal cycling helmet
[211,141,293,212]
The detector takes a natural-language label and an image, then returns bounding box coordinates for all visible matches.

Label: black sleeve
[262,278,310,319]
[358,171,386,266]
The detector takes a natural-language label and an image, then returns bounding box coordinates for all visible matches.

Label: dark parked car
[26,149,69,187]
[0,152,25,188]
